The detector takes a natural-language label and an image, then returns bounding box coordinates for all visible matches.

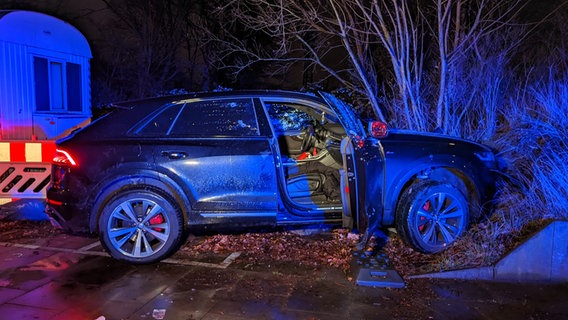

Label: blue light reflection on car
[45,91,499,264]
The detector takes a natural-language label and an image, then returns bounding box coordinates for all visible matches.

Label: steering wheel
[300,124,316,152]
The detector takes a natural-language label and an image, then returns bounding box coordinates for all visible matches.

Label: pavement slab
[0,221,567,319]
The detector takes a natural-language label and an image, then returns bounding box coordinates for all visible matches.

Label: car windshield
[319,92,366,137]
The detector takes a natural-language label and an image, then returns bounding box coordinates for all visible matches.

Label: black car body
[46,91,500,263]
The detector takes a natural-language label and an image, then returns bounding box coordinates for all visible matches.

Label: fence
[0,141,55,204]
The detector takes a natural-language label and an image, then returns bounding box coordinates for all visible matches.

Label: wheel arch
[386,164,481,225]
[88,170,192,233]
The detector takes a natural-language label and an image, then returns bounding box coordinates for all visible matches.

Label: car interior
[265,102,346,207]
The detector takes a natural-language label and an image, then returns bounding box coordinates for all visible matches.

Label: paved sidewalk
[1,201,567,319]
[0,232,567,319]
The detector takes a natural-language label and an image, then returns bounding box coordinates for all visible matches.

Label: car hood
[387,129,494,151]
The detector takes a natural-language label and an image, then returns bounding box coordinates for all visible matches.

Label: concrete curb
[409,220,568,283]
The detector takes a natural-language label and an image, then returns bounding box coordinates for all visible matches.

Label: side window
[170,98,258,136]
[136,103,184,136]
[137,98,259,137]
[265,103,314,133]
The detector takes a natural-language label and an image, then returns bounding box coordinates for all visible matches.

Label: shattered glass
[137,98,259,136]
[266,103,313,133]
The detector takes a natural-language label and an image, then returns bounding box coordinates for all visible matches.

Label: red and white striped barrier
[0,140,56,204]
[0,140,56,163]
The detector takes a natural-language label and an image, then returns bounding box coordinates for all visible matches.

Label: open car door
[319,92,385,240]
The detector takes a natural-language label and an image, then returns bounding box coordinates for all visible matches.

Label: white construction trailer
[0,10,92,140]
[0,10,92,204]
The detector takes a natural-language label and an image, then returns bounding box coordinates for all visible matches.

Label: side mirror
[368,121,388,138]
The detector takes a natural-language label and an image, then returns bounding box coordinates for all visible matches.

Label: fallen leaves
[0,220,61,242]
[180,228,360,272]
[0,216,551,279]
[383,235,437,276]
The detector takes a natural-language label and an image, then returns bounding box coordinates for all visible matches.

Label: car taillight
[53,149,78,166]
[368,121,388,138]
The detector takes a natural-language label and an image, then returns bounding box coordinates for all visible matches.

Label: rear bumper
[45,199,90,233]
[45,207,64,230]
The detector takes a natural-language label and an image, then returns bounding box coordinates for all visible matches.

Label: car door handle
[161,151,188,160]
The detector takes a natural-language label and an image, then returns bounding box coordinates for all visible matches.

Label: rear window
[135,98,259,137]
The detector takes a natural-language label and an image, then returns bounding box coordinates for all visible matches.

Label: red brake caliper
[419,201,431,232]
[149,214,165,232]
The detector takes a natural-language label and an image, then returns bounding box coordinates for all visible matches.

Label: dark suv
[46,91,500,264]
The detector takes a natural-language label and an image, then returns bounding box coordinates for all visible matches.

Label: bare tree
[350,0,428,130]
[430,0,525,133]
[206,0,388,121]
[206,0,527,135]
[98,0,193,99]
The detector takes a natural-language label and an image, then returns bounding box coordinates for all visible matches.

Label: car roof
[71,90,328,140]
[111,90,324,109]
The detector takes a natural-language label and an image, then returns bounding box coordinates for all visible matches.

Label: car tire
[98,189,184,264]
[396,180,469,253]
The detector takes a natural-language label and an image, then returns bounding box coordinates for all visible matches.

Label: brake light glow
[368,121,388,138]
[46,198,63,206]
[53,149,78,166]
